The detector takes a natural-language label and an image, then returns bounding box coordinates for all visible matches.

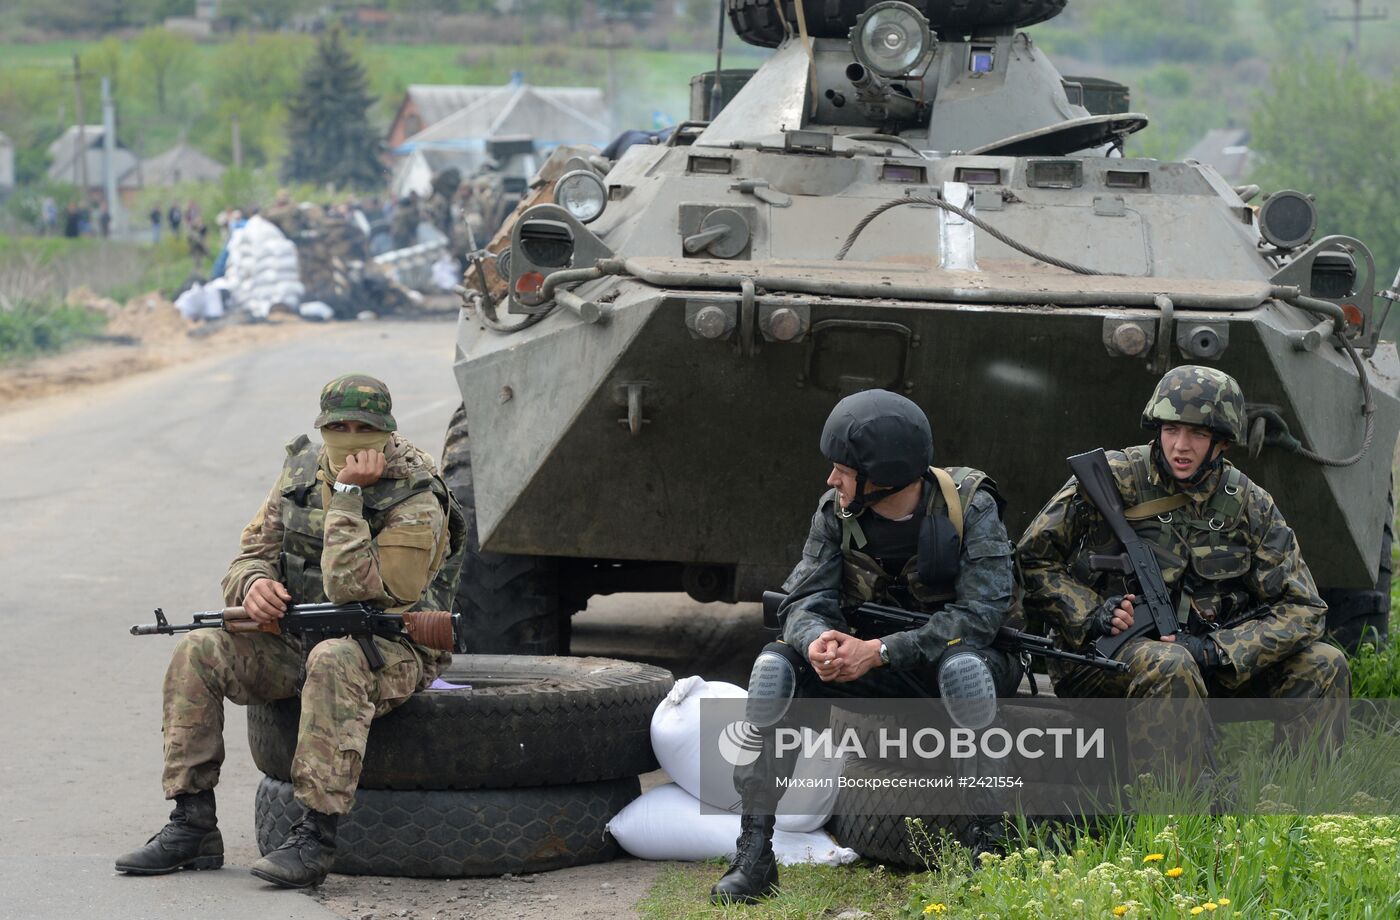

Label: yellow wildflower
[1143,853,1165,863]
[1205,903,1218,911]
[1166,867,1184,879]
[1114,907,1129,917]
[923,903,948,915]
[1217,898,1230,905]
[1190,909,1205,916]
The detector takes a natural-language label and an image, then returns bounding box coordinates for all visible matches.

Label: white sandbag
[650,675,844,833]
[606,784,857,866]
[173,281,205,320]
[651,676,744,801]
[299,301,334,321]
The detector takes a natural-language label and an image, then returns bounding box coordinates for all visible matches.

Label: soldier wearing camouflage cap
[1017,366,1348,769]
[117,374,465,889]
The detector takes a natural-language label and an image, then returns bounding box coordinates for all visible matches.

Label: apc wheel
[254,774,637,878]
[442,403,569,655]
[1321,484,1393,653]
[727,0,1067,49]
[247,655,672,790]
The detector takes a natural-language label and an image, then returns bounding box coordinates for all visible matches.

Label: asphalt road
[0,319,769,920]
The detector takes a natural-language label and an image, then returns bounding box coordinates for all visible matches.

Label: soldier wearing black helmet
[1017,367,1348,767]
[711,389,1021,905]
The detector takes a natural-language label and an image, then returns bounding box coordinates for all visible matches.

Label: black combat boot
[249,809,339,889]
[115,790,223,875]
[966,814,1010,864]
[710,814,779,904]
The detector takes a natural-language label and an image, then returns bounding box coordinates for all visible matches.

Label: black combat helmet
[820,389,933,515]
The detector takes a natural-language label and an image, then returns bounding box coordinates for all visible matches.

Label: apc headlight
[851,1,932,78]
[554,170,607,224]
[1258,189,1317,250]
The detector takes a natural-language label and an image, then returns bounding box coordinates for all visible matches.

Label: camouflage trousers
[1051,637,1350,776]
[162,629,445,814]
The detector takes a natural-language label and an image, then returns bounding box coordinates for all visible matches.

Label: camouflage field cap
[314,374,397,431]
[1141,365,1246,443]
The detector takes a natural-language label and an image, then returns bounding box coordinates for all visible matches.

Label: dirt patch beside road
[310,856,665,920]
[0,313,309,409]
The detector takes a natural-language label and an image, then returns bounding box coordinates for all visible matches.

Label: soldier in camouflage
[1017,366,1349,771]
[712,390,1021,905]
[116,375,465,889]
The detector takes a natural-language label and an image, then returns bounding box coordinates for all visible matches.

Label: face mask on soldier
[320,429,390,475]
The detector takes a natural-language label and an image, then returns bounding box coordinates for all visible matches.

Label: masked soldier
[117,375,464,888]
[712,389,1021,904]
[1017,366,1348,761]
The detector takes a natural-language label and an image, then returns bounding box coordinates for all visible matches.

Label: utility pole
[59,55,97,196]
[101,77,125,236]
[1325,0,1388,59]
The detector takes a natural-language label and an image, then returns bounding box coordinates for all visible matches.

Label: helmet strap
[840,470,901,518]
[1151,436,1225,489]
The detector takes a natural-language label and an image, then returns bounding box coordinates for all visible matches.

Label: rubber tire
[727,0,1067,49]
[254,774,637,878]
[247,655,672,790]
[1321,484,1393,653]
[442,403,568,655]
[826,760,982,868]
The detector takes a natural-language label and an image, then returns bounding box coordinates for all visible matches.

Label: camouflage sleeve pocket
[376,524,437,602]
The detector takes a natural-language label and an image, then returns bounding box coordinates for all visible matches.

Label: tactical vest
[277,435,467,612]
[836,466,995,610]
[1072,445,1252,629]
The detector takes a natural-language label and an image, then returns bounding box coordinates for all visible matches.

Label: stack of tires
[247,655,674,877]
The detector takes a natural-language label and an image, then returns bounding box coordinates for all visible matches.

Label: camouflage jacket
[221,433,451,615]
[1017,444,1326,681]
[780,481,1014,671]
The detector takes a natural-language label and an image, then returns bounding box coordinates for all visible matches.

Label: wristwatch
[332,482,363,496]
[878,642,890,666]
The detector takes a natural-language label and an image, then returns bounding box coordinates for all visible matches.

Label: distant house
[387,80,610,196]
[388,85,507,152]
[141,143,226,186]
[1184,128,1252,184]
[46,125,142,195]
[0,131,14,196]
[165,0,220,37]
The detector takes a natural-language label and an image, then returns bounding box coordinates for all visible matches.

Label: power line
[1324,0,1389,59]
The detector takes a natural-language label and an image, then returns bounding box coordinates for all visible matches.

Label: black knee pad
[746,644,799,728]
[937,649,998,730]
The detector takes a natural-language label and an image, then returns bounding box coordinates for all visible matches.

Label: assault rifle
[1066,448,1180,660]
[760,591,1126,674]
[130,602,457,671]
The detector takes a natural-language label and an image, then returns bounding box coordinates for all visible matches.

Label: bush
[0,301,107,362]
[1349,616,1400,698]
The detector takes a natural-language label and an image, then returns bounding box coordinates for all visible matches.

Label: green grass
[636,807,1400,920]
[905,812,1400,919]
[0,234,192,362]
[0,300,107,363]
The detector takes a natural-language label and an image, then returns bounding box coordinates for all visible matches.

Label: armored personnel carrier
[447,0,1400,655]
